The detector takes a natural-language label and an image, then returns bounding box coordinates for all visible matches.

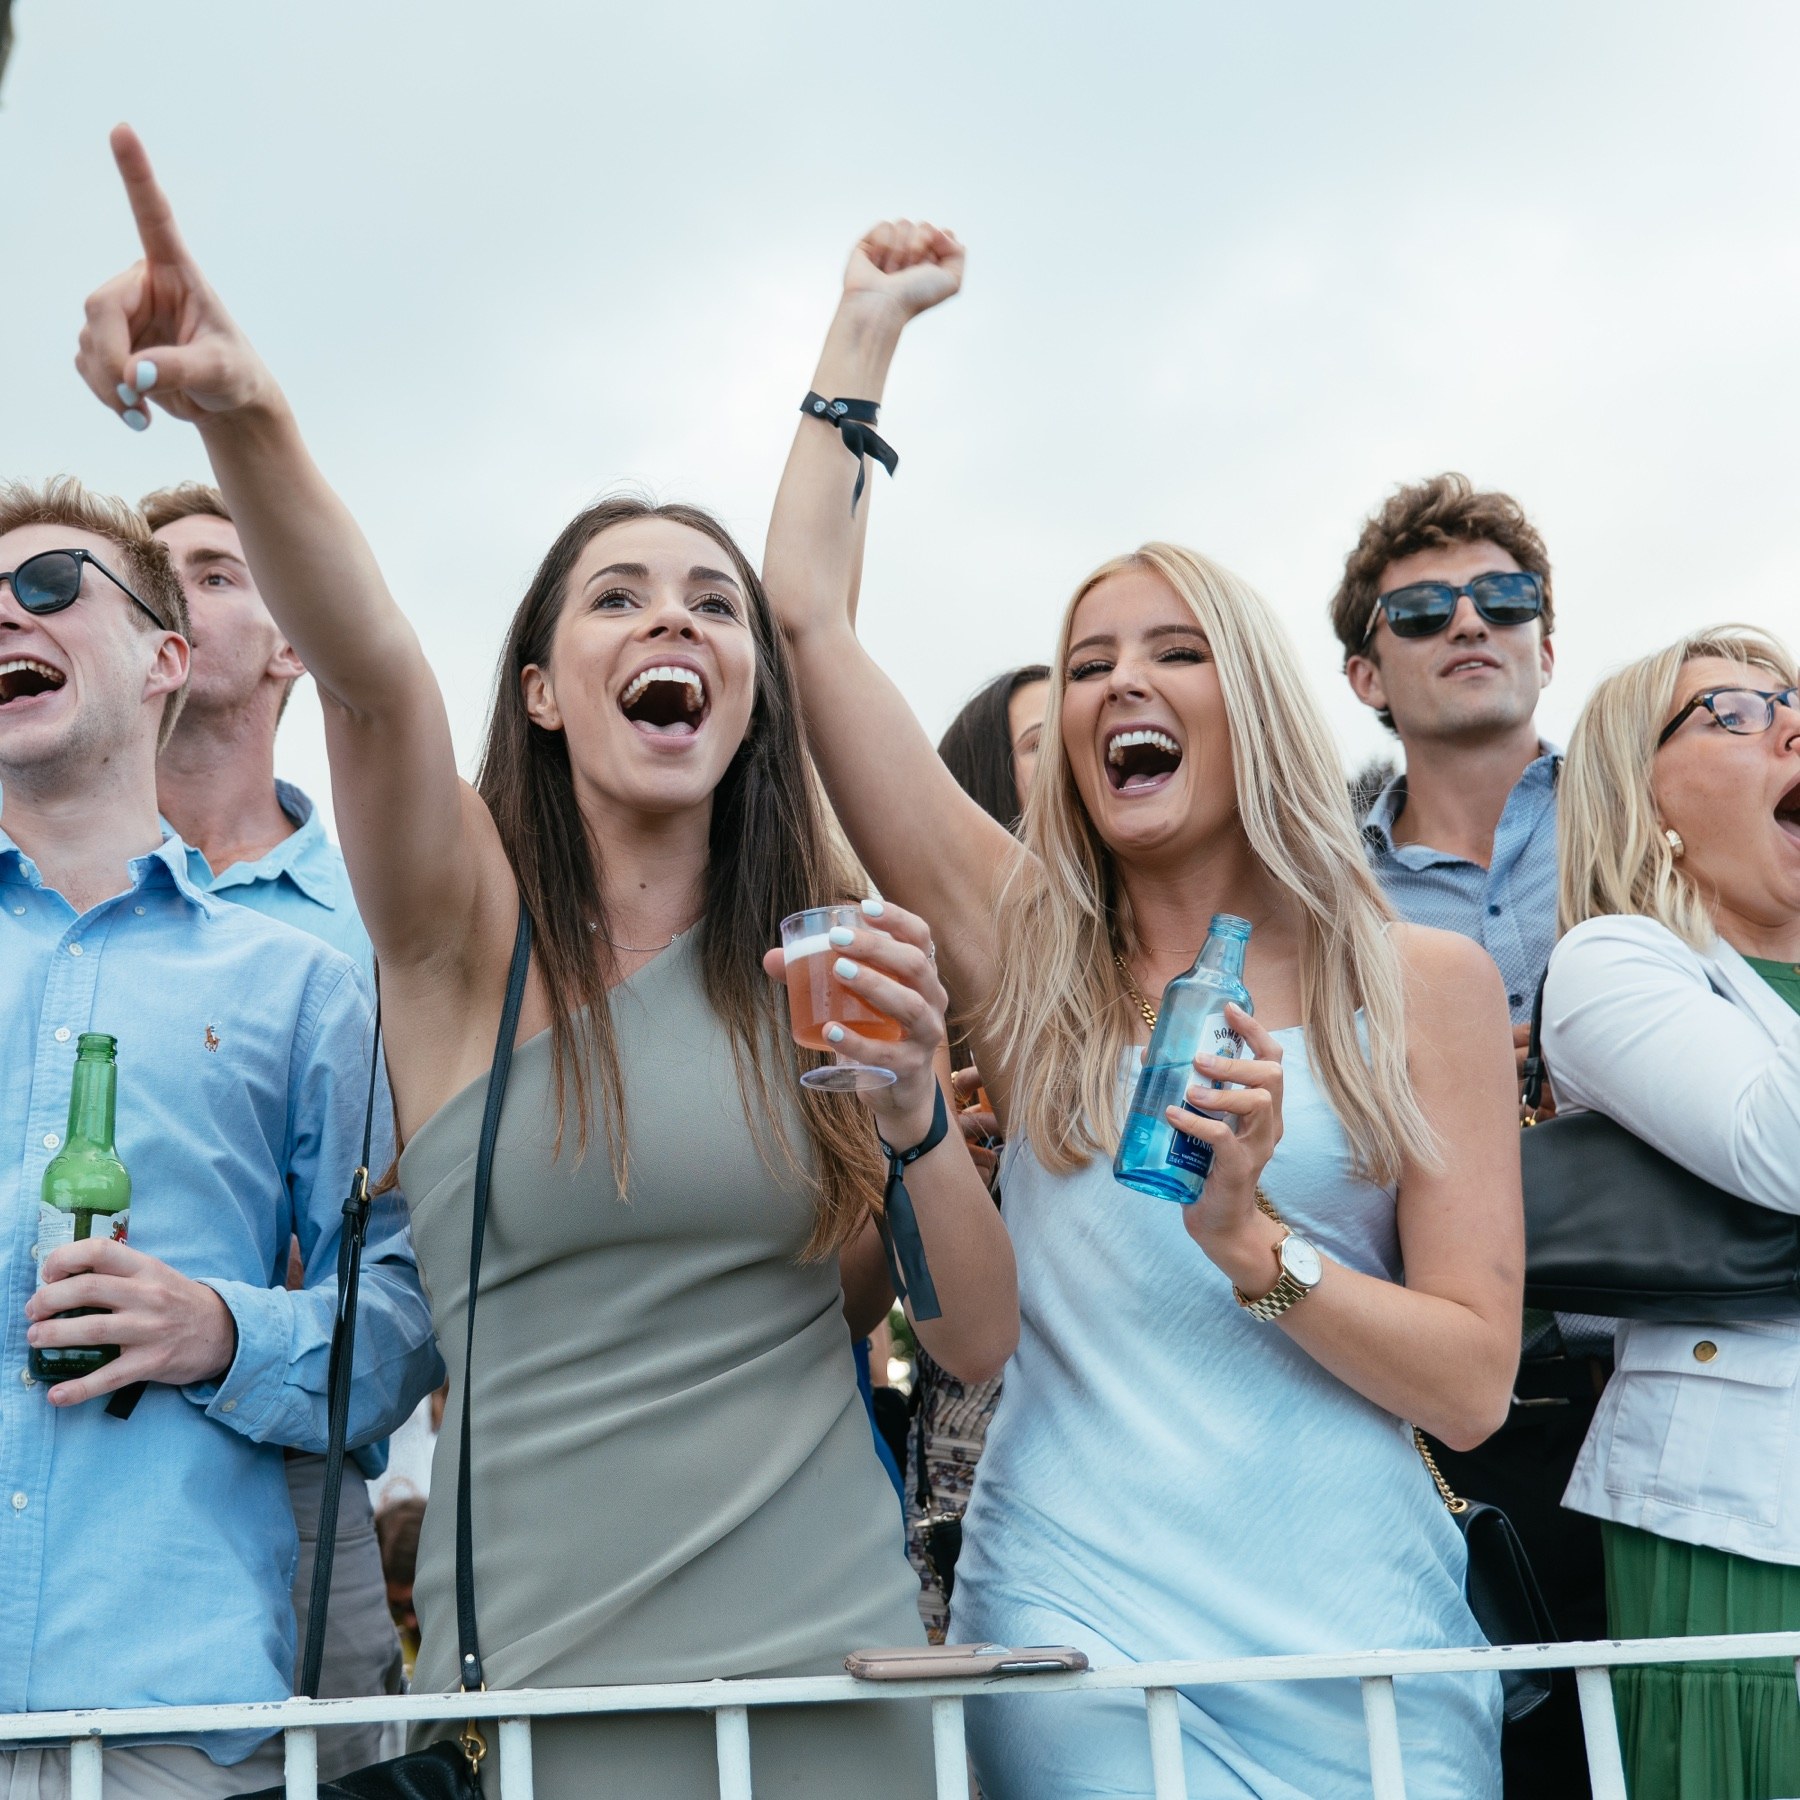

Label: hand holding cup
[765,898,951,1145]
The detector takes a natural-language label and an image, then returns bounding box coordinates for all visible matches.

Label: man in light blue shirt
[1330,472,1597,1800]
[147,481,399,1779]
[0,480,443,1795]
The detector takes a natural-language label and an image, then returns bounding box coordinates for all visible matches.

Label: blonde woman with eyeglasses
[1546,627,1800,1800]
[763,225,1524,1800]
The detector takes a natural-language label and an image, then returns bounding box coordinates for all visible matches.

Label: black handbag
[1519,978,1800,1320]
[239,908,534,1798]
[1412,1431,1556,1723]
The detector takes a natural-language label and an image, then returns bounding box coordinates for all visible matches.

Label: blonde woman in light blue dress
[763,221,1524,1797]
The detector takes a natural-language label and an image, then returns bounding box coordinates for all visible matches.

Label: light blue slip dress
[952,1028,1501,1799]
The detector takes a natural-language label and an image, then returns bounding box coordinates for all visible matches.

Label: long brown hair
[475,495,881,1256]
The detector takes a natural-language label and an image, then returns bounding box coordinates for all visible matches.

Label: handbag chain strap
[1412,1427,1471,1516]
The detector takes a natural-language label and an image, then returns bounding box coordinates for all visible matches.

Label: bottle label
[34,1205,129,1285]
[1164,1021,1245,1177]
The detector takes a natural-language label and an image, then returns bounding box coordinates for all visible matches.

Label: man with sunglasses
[0,479,443,1796]
[1331,471,1600,1800]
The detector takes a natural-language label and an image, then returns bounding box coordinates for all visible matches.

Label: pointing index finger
[111,123,192,267]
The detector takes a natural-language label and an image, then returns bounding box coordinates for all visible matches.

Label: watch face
[1281,1234,1323,1287]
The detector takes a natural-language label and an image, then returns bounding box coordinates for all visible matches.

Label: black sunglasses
[0,548,169,631]
[1362,571,1544,645]
[1656,685,1800,749]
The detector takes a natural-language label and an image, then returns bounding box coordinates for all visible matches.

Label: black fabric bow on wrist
[801,391,898,513]
[875,1083,946,1322]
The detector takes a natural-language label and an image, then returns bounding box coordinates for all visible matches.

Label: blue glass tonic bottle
[1113,913,1253,1203]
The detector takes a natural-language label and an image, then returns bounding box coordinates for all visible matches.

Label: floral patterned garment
[903,1347,1004,1640]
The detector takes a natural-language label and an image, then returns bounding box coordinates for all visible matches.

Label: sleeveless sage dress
[398,933,933,1796]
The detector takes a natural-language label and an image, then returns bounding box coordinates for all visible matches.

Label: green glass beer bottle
[30,1033,131,1383]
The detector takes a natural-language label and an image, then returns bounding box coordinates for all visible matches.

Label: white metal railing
[6,1632,1800,1800]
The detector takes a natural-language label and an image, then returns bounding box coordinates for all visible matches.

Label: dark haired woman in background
[907,664,1049,1636]
[936,664,1050,833]
[78,132,1017,1797]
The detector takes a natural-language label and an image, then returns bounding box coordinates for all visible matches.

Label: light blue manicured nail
[122,409,149,432]
[860,896,885,916]
[828,926,855,947]
[134,360,158,393]
[115,382,139,407]
[825,1024,846,1044]
[833,957,860,980]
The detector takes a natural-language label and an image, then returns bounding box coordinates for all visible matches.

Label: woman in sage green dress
[75,134,1018,1797]
[1547,625,1800,1800]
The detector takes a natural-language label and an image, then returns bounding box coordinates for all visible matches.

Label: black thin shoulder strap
[299,984,384,1699]
[1521,974,1548,1117]
[455,902,533,1692]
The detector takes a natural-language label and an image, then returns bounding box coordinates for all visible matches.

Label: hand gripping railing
[6,1632,1800,1800]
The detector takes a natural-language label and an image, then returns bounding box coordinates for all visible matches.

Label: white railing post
[715,1704,753,1800]
[930,1695,968,1799]
[283,1725,319,1800]
[1575,1666,1628,1800]
[68,1736,102,1800]
[10,1628,1800,1792]
[499,1717,535,1800]
[1360,1675,1407,1800]
[1143,1687,1189,1799]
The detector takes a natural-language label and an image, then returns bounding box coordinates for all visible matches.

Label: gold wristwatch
[1233,1228,1324,1322]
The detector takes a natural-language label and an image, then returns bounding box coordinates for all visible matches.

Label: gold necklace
[1114,952,1159,1030]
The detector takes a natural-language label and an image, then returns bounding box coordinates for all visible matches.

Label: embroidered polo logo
[204,1025,221,1053]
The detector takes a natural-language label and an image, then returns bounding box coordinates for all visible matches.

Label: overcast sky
[6,3,1800,836]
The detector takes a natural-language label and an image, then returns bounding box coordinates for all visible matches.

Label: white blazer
[1543,912,1800,1563]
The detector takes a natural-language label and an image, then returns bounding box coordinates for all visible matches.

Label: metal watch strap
[1234,1246,1312,1322]
[1232,1191,1318,1321]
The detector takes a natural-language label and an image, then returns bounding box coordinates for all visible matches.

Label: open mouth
[1441,655,1500,677]
[618,663,709,738]
[1105,726,1182,793]
[0,658,66,708]
[1777,774,1800,846]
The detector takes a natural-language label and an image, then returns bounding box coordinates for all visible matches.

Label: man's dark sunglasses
[1656,685,1800,749]
[1362,571,1544,645]
[0,548,168,631]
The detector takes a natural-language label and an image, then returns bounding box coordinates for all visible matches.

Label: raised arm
[73,129,509,1005]
[764,224,1019,1025]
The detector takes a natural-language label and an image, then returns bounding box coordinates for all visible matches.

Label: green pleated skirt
[1604,1521,1800,1800]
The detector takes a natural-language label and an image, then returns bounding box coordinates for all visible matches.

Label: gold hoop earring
[1664,827,1685,859]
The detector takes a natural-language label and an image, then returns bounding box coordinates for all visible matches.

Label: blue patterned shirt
[1361,747,1610,1359]
[1361,747,1561,1023]
[0,824,443,1757]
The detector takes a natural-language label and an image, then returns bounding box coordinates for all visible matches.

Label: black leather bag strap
[454,903,533,1692]
[298,989,384,1699]
[1521,975,1549,1119]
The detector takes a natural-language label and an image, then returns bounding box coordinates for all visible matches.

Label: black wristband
[801,391,898,514]
[874,1082,947,1322]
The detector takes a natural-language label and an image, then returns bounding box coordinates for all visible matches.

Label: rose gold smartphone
[845,1643,1088,1680]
